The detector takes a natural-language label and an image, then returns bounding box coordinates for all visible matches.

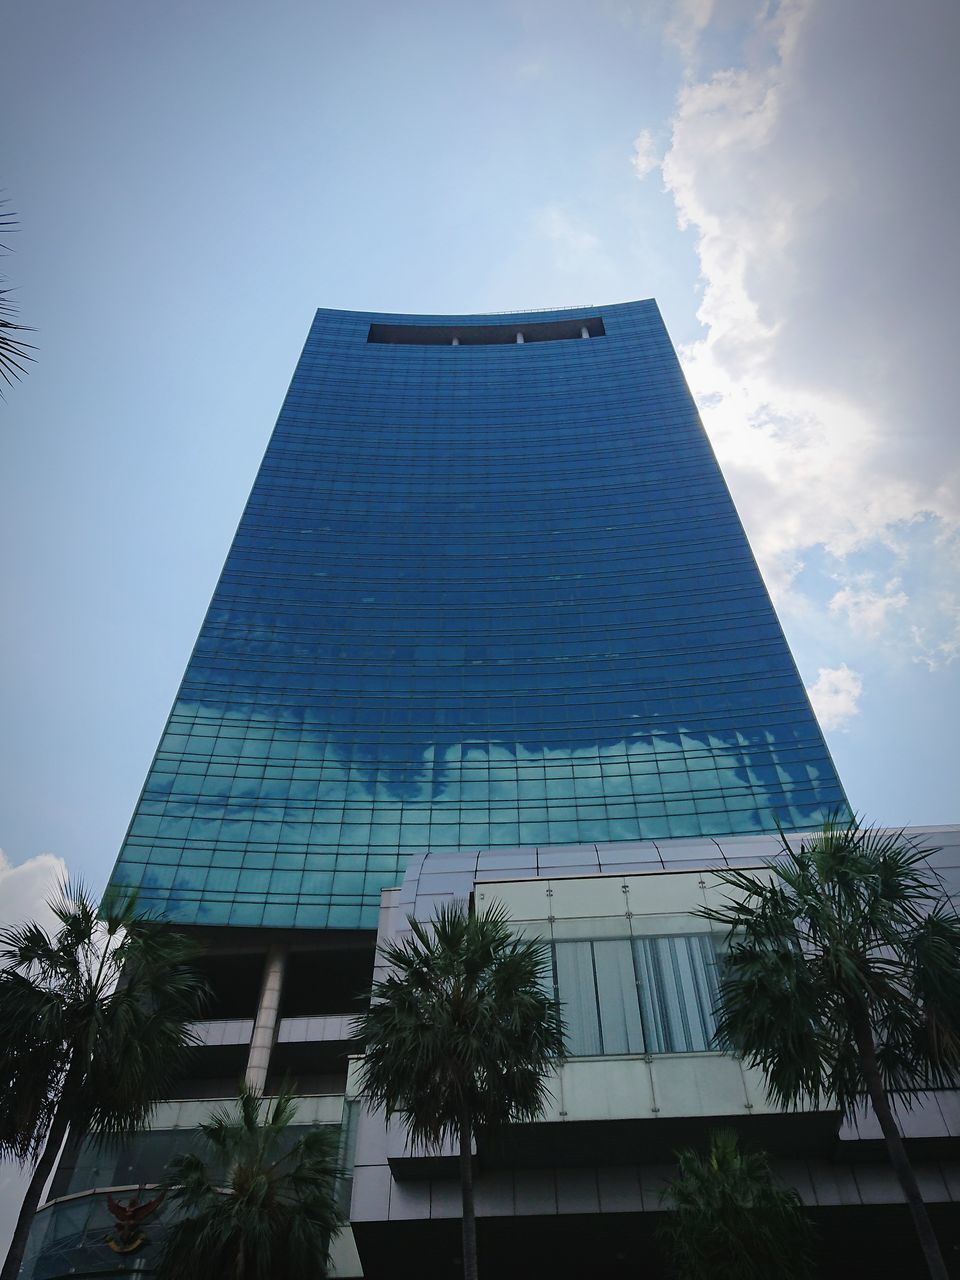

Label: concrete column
[516,331,524,343]
[580,325,589,339]
[245,945,286,1092]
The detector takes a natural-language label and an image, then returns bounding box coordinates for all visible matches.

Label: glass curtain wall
[109,302,848,931]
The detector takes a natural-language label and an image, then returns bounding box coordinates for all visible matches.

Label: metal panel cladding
[109,301,849,930]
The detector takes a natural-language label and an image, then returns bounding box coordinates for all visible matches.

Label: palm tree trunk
[1,1096,73,1280]
[458,1110,478,1280]
[848,1003,948,1280]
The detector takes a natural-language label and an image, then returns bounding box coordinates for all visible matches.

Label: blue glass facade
[109,301,848,930]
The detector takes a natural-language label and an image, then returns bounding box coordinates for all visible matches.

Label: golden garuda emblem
[104,1188,165,1254]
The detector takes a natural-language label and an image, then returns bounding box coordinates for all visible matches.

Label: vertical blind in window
[553,934,719,1057]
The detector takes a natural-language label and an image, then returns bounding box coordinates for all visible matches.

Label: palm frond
[0,200,34,390]
[353,899,564,1151]
[157,1085,343,1280]
[0,882,208,1164]
[698,818,960,1119]
[659,1130,815,1279]
[904,907,960,1079]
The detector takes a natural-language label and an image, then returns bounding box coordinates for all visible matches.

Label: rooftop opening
[367,316,605,345]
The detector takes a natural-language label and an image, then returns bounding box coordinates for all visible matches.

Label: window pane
[593,940,644,1055]
[634,936,668,1054]
[555,942,601,1056]
[634,934,719,1052]
[691,933,721,1047]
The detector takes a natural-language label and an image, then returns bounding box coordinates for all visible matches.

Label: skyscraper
[38,300,944,1280]
[108,300,847,932]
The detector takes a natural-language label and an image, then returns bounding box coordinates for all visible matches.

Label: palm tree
[352,899,564,1280]
[0,200,35,390]
[701,816,960,1280]
[658,1129,814,1279]
[155,1086,343,1280]
[0,883,207,1280]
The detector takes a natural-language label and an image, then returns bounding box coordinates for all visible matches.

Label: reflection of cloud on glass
[123,697,842,929]
[131,694,841,854]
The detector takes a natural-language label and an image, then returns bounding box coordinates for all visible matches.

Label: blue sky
[1,0,958,919]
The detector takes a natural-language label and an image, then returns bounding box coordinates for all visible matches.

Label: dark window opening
[367,316,605,345]
[192,952,265,1019]
[280,946,376,1017]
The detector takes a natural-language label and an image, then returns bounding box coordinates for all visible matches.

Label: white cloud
[536,205,601,263]
[912,600,960,671]
[631,129,660,180]
[486,203,621,315]
[530,206,620,299]
[806,664,863,731]
[655,0,960,646]
[664,0,718,57]
[513,55,547,81]
[828,576,909,637]
[0,849,68,930]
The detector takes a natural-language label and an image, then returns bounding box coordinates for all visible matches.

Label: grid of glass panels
[554,934,720,1056]
[109,301,848,929]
